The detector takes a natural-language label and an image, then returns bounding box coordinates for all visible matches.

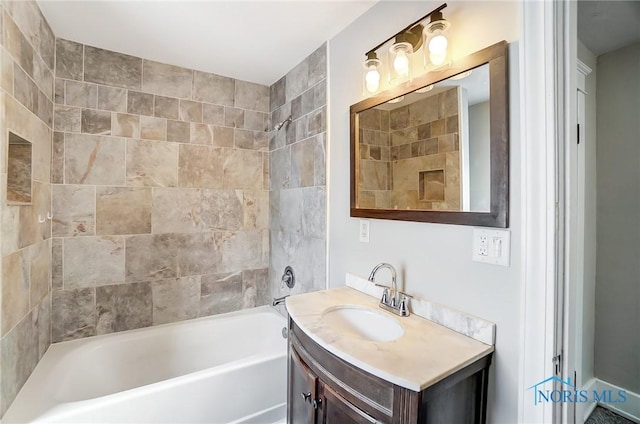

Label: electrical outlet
[359,219,370,243]
[479,235,488,256]
[472,229,510,266]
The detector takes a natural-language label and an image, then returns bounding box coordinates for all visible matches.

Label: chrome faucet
[368,263,411,317]
[272,295,288,306]
[368,263,398,305]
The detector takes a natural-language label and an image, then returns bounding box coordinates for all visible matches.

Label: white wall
[327,2,521,422]
[577,40,597,387]
[594,41,640,394]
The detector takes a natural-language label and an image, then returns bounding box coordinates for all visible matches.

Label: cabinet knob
[301,392,312,403]
[312,398,322,409]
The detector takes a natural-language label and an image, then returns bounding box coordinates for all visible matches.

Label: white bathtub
[3,306,287,423]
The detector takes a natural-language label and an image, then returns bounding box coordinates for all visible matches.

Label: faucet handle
[391,291,412,307]
[397,292,412,316]
[374,284,390,305]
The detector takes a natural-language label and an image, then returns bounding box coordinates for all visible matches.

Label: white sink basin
[321,306,404,342]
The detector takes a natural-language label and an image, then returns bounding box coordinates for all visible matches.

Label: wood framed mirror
[350,41,509,227]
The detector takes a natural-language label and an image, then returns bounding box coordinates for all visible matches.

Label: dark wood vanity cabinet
[287,318,493,424]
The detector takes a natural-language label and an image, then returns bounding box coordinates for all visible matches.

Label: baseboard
[589,379,640,423]
[579,378,598,423]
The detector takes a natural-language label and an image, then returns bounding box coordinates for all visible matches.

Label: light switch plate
[359,219,370,243]
[472,228,510,267]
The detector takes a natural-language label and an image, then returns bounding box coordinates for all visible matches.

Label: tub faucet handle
[281,266,295,288]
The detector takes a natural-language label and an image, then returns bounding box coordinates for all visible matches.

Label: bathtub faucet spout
[272,295,289,307]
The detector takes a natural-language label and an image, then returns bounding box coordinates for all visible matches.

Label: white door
[563,59,592,424]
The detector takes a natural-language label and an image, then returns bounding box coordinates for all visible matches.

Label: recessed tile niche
[7,132,33,204]
[419,169,445,202]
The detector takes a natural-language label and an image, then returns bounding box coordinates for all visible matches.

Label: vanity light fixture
[387,96,405,104]
[363,52,382,94]
[362,3,449,95]
[424,8,452,70]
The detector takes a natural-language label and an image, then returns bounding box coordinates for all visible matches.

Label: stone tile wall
[269,44,327,306]
[357,87,461,210]
[357,108,391,208]
[51,40,271,343]
[389,88,460,210]
[0,0,54,416]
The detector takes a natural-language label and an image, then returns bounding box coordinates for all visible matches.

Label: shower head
[274,115,292,131]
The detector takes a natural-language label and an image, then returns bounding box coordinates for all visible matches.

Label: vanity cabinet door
[319,383,378,424]
[288,348,319,424]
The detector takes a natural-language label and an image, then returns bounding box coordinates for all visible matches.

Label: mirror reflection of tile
[419,169,445,202]
[358,86,460,211]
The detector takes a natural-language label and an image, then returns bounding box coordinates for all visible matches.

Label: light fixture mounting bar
[364,3,447,57]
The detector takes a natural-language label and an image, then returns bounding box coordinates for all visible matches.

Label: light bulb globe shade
[424,17,451,70]
[428,32,448,55]
[393,50,409,76]
[389,42,413,85]
[429,51,447,66]
[363,56,381,95]
[428,32,448,66]
[365,67,380,93]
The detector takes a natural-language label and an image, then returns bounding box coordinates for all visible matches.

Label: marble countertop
[286,286,494,392]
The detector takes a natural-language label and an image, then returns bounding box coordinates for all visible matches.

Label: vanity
[285,278,495,423]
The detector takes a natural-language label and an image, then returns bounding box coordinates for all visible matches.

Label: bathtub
[3,306,287,423]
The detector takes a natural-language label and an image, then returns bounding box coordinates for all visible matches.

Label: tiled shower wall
[0,1,54,416]
[0,0,328,415]
[51,40,271,342]
[269,44,327,304]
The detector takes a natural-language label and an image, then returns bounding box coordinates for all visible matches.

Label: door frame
[556,1,596,422]
[561,1,594,422]
[524,1,594,423]
[518,1,567,422]
[568,57,592,423]
[559,2,580,423]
